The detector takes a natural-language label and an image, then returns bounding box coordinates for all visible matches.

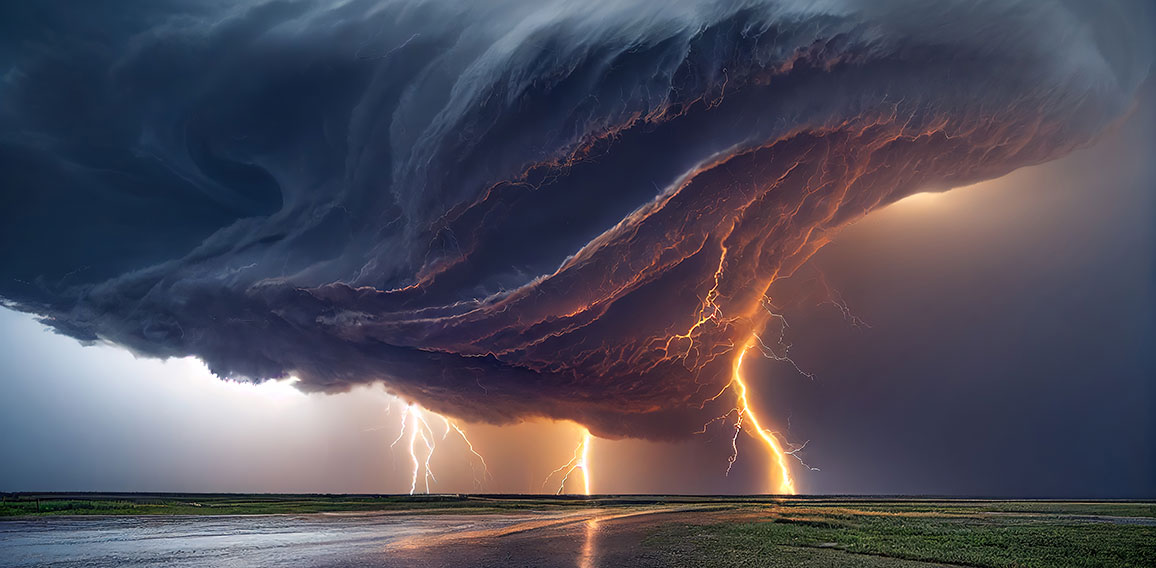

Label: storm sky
[1,0,1153,496]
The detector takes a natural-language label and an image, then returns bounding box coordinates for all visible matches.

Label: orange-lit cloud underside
[323,104,1078,445]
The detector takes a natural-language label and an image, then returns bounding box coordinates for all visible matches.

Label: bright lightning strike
[389,402,491,495]
[415,409,437,493]
[730,338,796,494]
[543,428,593,495]
[697,334,805,494]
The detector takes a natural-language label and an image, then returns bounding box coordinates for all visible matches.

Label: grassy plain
[648,498,1156,568]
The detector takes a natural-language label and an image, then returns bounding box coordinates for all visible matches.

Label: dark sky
[0,0,1152,496]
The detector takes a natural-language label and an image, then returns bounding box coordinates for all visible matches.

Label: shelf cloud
[2,0,1150,439]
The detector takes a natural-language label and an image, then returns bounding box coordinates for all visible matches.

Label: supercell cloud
[1,0,1151,439]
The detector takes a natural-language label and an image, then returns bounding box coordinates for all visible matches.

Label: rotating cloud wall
[1,0,1151,439]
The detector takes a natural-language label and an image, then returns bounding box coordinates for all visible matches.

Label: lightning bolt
[786,440,821,472]
[755,296,815,380]
[544,428,593,495]
[415,408,437,493]
[446,416,493,486]
[392,403,428,495]
[730,337,796,494]
[699,335,804,494]
[389,402,491,494]
[692,293,819,493]
[814,269,871,328]
[711,272,867,482]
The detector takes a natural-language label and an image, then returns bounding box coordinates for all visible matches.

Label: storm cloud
[1,0,1151,439]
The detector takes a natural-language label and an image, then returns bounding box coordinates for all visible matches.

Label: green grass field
[3,494,1153,567]
[648,498,1156,568]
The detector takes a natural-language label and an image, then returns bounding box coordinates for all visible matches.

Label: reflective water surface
[0,508,693,568]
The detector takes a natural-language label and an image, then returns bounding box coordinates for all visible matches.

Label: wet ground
[0,506,708,568]
[3,502,1152,567]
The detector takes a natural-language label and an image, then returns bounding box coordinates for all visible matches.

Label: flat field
[1,494,1152,567]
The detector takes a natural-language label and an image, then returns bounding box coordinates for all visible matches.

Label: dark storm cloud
[1,0,1150,438]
